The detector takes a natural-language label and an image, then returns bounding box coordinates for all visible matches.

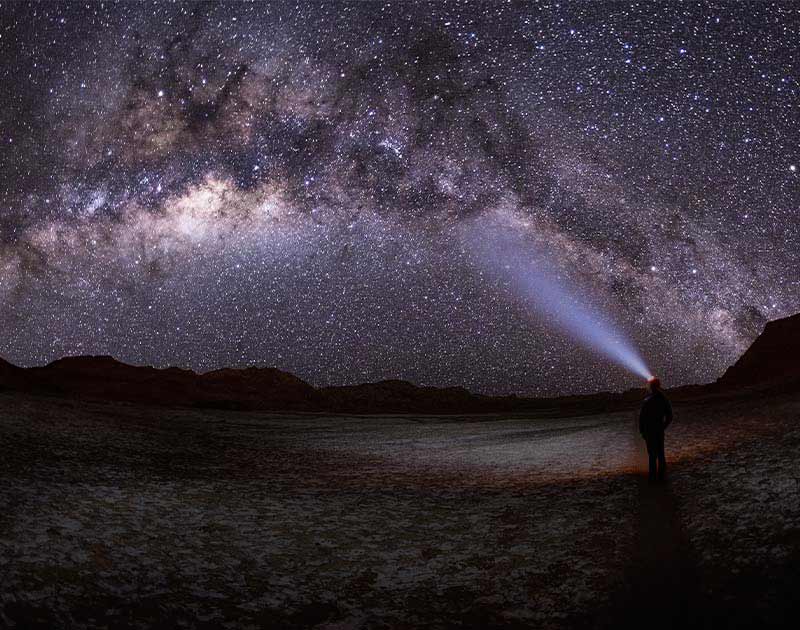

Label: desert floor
[1,389,799,629]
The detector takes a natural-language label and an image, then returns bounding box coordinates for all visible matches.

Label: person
[639,377,672,482]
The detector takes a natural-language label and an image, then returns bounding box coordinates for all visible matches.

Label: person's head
[647,377,661,393]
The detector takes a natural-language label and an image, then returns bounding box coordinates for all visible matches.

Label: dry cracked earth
[1,389,799,629]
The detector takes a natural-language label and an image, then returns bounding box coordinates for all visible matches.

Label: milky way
[1,1,798,395]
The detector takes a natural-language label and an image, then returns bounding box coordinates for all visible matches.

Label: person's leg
[645,436,657,481]
[656,432,666,480]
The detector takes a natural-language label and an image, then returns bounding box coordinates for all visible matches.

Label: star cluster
[1,1,798,395]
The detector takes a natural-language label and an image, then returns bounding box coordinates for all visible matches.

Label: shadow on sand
[600,416,800,630]
[614,475,705,629]
[595,422,706,630]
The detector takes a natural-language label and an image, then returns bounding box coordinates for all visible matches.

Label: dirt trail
[603,424,706,629]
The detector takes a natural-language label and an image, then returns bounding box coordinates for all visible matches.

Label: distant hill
[717,312,800,388]
[0,354,636,414]
[1,312,798,413]
[3,355,320,411]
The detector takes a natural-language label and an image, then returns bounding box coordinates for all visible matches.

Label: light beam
[465,211,653,381]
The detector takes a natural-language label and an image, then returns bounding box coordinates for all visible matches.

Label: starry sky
[1,1,798,396]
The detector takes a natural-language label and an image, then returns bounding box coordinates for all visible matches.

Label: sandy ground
[1,390,799,628]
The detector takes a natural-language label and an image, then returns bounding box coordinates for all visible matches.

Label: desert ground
[1,389,799,629]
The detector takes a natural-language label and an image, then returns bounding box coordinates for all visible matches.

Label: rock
[717,312,800,388]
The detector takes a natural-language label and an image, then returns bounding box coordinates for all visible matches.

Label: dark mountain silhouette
[0,356,25,388]
[0,354,635,413]
[717,312,800,388]
[4,355,320,411]
[1,311,798,413]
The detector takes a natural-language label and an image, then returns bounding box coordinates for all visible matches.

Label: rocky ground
[1,389,799,629]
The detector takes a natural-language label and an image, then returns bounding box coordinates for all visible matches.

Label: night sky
[1,1,798,396]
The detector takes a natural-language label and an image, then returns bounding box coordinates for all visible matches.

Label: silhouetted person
[639,377,672,482]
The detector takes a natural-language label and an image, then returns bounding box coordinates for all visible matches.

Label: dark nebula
[1,1,798,395]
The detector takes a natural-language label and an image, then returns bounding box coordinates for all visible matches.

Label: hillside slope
[718,312,800,387]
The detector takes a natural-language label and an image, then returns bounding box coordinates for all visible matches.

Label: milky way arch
[1,1,798,395]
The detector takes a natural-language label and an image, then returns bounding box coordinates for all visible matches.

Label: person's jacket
[639,390,673,436]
